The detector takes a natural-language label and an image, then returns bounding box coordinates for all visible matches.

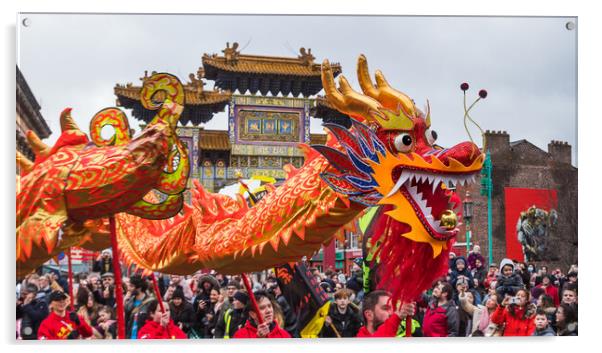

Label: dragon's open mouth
[388,167,479,240]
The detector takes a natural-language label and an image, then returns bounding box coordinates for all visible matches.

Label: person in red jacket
[233,290,291,338]
[356,290,415,337]
[483,264,498,290]
[535,275,560,307]
[137,299,187,339]
[422,282,459,337]
[37,291,93,340]
[490,288,536,336]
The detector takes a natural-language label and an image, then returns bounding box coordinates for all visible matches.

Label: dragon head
[313,55,485,303]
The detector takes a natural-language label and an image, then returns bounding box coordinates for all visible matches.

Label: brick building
[16,66,51,165]
[455,130,577,270]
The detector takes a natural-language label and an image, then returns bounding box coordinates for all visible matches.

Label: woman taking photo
[459,288,499,336]
[490,289,536,336]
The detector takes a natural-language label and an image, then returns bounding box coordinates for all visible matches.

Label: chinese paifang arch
[16,56,484,305]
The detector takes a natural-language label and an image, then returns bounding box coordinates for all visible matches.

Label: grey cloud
[18,14,577,165]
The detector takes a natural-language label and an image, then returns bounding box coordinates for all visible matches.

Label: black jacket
[319,303,362,338]
[92,287,116,308]
[124,293,154,339]
[276,294,298,337]
[214,307,248,338]
[518,270,532,290]
[17,298,49,339]
[169,301,196,334]
[92,258,113,275]
[196,301,218,338]
[495,273,524,297]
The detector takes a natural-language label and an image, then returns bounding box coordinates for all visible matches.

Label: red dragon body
[16,57,484,305]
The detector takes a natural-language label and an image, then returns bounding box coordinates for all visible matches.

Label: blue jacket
[449,256,475,289]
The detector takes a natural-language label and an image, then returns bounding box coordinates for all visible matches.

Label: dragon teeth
[386,170,478,199]
[432,176,441,193]
[385,173,408,198]
[399,173,411,186]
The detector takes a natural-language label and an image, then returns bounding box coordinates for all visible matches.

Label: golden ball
[440,210,458,230]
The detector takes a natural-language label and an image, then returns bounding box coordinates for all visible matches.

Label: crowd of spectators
[16,245,578,339]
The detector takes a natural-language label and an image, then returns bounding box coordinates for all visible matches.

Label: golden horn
[425,100,431,128]
[374,69,416,116]
[321,59,383,123]
[60,108,81,132]
[357,54,379,98]
[26,130,50,158]
[321,59,346,108]
[337,75,356,95]
[374,70,390,89]
[16,151,33,174]
[357,55,417,122]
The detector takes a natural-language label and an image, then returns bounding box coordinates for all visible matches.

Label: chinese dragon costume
[16,56,485,305]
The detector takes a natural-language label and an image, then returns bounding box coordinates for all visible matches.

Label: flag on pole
[274,262,330,338]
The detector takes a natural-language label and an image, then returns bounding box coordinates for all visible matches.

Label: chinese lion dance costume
[17,56,484,306]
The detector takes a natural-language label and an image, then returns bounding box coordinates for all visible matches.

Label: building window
[335,239,344,250]
[348,232,360,250]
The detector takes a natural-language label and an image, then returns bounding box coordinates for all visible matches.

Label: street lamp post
[480,151,493,264]
[463,191,473,253]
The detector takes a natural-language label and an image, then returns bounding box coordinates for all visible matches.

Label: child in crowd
[532,308,555,336]
[495,259,524,299]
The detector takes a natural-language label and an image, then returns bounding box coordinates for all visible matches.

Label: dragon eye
[425,128,438,145]
[394,133,413,153]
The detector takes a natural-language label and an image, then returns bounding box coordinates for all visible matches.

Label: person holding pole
[37,291,93,340]
[233,290,291,338]
[137,300,186,339]
[320,288,362,338]
[356,290,415,337]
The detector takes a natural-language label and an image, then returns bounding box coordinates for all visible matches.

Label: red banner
[504,188,558,262]
[322,240,336,272]
[69,247,97,263]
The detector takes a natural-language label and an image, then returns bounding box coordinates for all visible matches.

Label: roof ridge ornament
[298,47,315,66]
[139,70,158,84]
[187,71,205,95]
[223,42,240,64]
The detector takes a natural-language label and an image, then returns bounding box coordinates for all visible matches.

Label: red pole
[67,248,74,311]
[149,272,171,337]
[109,216,126,339]
[149,273,165,313]
[241,273,263,324]
[405,316,411,337]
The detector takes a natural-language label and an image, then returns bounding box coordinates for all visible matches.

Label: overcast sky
[17,14,577,165]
